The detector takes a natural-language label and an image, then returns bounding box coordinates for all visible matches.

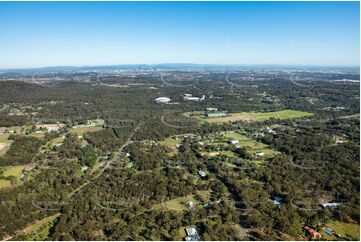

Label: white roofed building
[155,97,171,104]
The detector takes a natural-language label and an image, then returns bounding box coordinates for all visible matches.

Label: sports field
[204,110,313,123]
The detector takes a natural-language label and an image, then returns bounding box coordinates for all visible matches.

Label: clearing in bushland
[203,110,313,123]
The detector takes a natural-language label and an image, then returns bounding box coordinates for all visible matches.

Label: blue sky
[0,1,359,68]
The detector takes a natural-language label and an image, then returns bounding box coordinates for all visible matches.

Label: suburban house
[205,199,221,208]
[272,196,282,208]
[198,170,207,178]
[228,138,239,145]
[266,127,277,135]
[36,123,65,132]
[8,108,21,115]
[23,166,34,172]
[81,166,88,172]
[185,227,200,241]
[322,202,341,208]
[186,201,196,210]
[183,94,205,101]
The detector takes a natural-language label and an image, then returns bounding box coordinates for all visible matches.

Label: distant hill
[1,64,228,73]
[0,63,359,73]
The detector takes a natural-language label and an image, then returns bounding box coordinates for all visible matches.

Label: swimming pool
[323,227,333,235]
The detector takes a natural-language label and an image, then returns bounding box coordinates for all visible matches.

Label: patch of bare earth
[207,113,253,123]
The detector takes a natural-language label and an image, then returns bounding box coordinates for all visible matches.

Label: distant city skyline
[0,1,359,68]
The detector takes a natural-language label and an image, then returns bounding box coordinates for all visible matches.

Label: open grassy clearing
[1,165,27,176]
[201,151,221,157]
[159,137,180,155]
[22,213,60,234]
[222,150,237,157]
[223,131,279,158]
[14,213,61,240]
[0,165,27,189]
[40,136,65,153]
[202,110,313,123]
[195,190,211,202]
[0,179,11,188]
[70,126,103,135]
[52,136,64,144]
[201,150,236,158]
[325,220,360,240]
[196,130,278,160]
[0,133,10,143]
[152,195,197,211]
[176,227,187,241]
[27,132,45,138]
[0,142,9,154]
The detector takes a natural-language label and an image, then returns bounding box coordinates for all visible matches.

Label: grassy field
[201,151,221,157]
[203,110,313,123]
[201,150,236,158]
[152,195,197,211]
[1,165,26,176]
[28,132,45,138]
[196,190,211,202]
[325,220,360,240]
[16,213,61,240]
[159,137,180,155]
[0,133,10,143]
[223,131,279,158]
[75,169,85,178]
[0,165,26,189]
[22,213,60,234]
[199,131,278,159]
[52,136,64,144]
[70,126,103,135]
[0,142,10,156]
[0,179,11,188]
[177,228,187,241]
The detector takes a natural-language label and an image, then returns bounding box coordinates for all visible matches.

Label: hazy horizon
[1,62,360,72]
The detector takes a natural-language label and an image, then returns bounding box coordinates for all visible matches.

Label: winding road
[65,122,144,199]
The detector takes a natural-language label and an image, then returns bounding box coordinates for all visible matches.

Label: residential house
[228,138,239,145]
[185,227,200,241]
[266,127,277,135]
[304,226,322,239]
[198,170,207,178]
[322,202,341,208]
